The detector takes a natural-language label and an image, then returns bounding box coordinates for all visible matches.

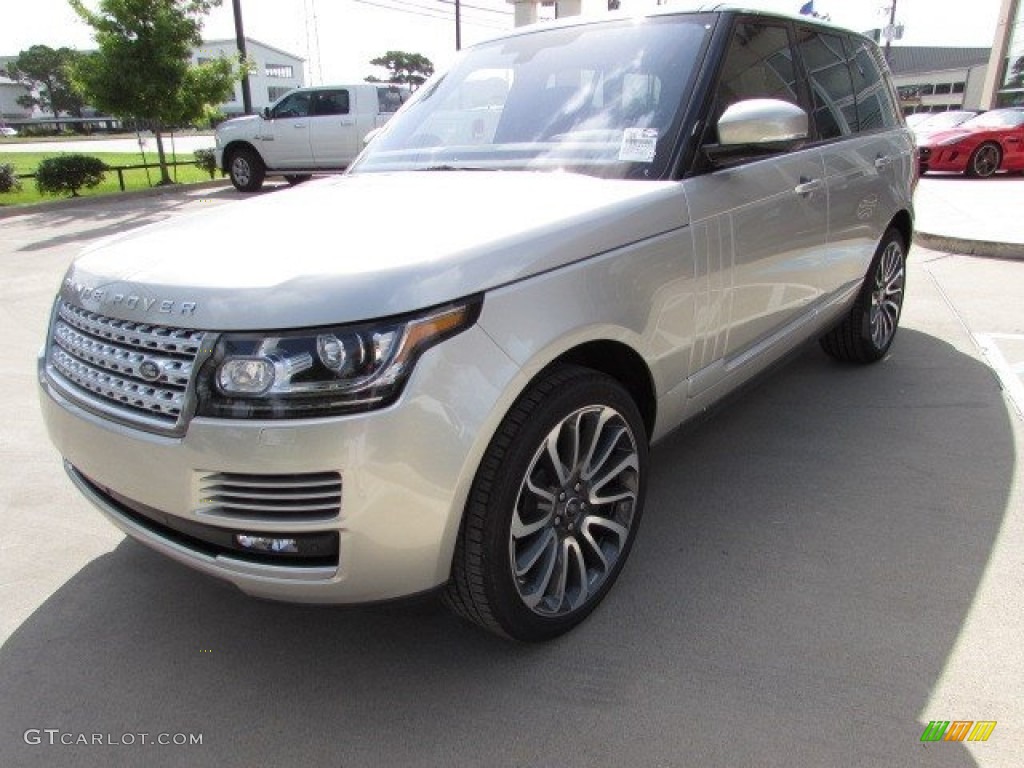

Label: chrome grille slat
[46,301,206,432]
[198,472,343,521]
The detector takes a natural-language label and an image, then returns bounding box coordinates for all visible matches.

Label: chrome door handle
[294,123,306,128]
[794,177,823,195]
[874,155,893,169]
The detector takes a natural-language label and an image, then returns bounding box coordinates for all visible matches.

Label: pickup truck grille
[46,301,208,434]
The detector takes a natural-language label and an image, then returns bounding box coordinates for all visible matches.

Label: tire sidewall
[478,369,649,641]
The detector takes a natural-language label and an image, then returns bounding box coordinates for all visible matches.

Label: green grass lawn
[0,150,220,207]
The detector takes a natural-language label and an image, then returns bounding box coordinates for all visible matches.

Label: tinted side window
[797,29,856,140]
[377,88,406,113]
[849,41,897,131]
[272,91,312,118]
[714,20,800,137]
[312,89,350,116]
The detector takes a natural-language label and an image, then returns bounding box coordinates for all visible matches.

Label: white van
[214,84,409,191]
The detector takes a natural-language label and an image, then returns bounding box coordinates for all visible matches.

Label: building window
[268,86,291,102]
[934,83,953,95]
[266,63,294,79]
[952,81,965,94]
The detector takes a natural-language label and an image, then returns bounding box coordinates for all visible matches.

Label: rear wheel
[820,227,906,364]
[967,142,1001,178]
[445,364,648,641]
[228,147,265,192]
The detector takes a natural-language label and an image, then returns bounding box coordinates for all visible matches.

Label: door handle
[294,123,306,128]
[794,176,823,196]
[874,155,893,169]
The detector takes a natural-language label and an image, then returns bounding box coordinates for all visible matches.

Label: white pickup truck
[215,84,409,192]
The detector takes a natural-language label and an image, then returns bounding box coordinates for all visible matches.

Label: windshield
[351,15,714,180]
[962,109,1024,129]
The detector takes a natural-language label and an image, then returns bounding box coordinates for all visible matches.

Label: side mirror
[261,107,271,119]
[705,99,808,165]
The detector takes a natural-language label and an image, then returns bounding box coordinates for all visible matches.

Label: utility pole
[884,0,897,63]
[232,0,253,114]
[455,0,462,50]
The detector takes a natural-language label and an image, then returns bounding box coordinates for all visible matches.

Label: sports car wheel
[967,142,1001,178]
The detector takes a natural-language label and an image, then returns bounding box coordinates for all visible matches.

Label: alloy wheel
[509,405,640,617]
[869,239,905,350]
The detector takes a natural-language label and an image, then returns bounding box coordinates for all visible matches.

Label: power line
[348,0,510,30]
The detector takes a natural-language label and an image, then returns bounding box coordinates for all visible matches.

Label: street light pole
[232,0,253,114]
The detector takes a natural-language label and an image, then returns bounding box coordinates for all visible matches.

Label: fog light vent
[198,471,341,521]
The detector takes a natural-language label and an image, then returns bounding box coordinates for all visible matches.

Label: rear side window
[849,41,898,131]
[312,89,350,116]
[377,88,407,113]
[797,29,856,140]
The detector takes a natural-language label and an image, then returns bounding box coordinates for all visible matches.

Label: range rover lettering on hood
[63,279,198,317]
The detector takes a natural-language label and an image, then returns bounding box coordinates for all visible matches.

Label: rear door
[683,17,828,382]
[309,88,359,167]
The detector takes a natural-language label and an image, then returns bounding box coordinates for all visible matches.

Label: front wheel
[445,364,648,641]
[967,142,1001,178]
[228,147,265,192]
[820,226,907,363]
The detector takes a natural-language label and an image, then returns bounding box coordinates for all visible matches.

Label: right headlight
[195,298,481,419]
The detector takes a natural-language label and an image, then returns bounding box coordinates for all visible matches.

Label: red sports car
[918,108,1024,177]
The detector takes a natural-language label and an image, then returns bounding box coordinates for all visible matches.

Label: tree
[366,51,434,91]
[2,45,87,118]
[70,0,240,185]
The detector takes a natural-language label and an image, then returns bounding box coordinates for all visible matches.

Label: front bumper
[917,145,967,173]
[39,325,519,603]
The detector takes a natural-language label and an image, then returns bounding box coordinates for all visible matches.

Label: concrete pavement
[914,174,1024,259]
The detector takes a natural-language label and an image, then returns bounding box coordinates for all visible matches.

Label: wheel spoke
[544,426,572,487]
[566,539,589,610]
[589,454,638,504]
[578,527,610,572]
[511,503,554,539]
[514,527,557,577]
[517,532,559,608]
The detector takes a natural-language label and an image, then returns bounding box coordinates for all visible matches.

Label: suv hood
[62,172,685,330]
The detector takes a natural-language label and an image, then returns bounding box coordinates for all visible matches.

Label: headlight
[196,298,480,419]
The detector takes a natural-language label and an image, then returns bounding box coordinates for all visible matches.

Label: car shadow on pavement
[0,329,1013,768]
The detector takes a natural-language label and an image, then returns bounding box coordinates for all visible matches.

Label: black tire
[284,174,312,186]
[820,226,907,364]
[228,147,265,192]
[445,364,649,641]
[966,142,1001,178]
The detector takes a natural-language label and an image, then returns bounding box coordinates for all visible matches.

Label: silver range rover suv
[39,7,914,641]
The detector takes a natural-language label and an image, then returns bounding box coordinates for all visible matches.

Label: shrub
[193,148,218,179]
[35,155,107,197]
[0,163,21,194]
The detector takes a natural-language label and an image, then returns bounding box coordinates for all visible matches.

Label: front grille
[47,301,207,433]
[197,472,343,521]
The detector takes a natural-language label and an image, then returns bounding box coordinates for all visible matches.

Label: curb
[0,178,232,221]
[915,231,1024,261]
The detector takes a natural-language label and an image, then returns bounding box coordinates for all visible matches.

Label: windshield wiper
[417,164,492,172]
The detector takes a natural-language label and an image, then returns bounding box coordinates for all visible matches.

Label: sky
[0,0,1006,85]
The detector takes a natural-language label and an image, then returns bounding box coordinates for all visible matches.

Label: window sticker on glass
[619,128,658,162]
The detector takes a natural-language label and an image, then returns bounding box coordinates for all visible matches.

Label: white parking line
[974,333,1024,419]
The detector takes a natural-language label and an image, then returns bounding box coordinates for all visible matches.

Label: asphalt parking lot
[1,182,1022,767]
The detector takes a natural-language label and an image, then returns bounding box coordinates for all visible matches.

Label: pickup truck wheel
[820,227,906,363]
[284,174,312,186]
[445,364,648,641]
[228,148,265,192]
